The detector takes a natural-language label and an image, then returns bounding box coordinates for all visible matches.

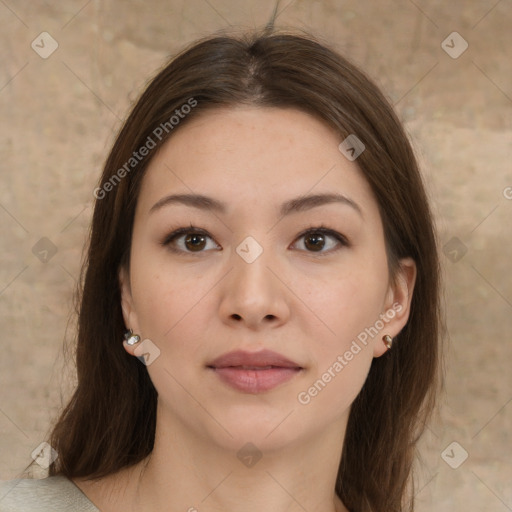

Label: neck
[127,404,350,512]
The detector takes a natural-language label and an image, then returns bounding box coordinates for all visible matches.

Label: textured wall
[0,1,511,510]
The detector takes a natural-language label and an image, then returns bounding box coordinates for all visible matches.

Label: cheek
[129,253,217,356]
[295,261,389,346]
[295,255,389,411]
[296,348,373,421]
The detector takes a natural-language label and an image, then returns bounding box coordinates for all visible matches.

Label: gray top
[0,476,99,512]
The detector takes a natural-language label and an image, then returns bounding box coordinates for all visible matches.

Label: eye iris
[185,233,206,251]
[304,233,325,251]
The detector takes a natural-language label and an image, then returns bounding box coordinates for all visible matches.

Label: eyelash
[160,224,349,257]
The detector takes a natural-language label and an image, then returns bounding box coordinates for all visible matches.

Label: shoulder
[0,476,99,512]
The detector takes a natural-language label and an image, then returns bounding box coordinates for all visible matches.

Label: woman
[0,26,441,512]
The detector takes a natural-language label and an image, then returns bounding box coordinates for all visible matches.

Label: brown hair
[45,27,442,512]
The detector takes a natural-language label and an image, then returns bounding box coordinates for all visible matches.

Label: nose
[218,245,291,330]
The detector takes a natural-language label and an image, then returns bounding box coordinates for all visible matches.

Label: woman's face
[120,106,415,451]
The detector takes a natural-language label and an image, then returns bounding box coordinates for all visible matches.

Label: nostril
[229,313,276,321]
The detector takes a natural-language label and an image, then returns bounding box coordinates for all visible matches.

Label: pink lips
[207,349,303,393]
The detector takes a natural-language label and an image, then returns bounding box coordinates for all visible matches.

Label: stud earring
[383,334,393,350]
[124,329,141,345]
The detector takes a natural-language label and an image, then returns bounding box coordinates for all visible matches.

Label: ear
[373,257,417,357]
[119,265,141,356]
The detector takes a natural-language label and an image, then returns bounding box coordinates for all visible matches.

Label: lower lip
[210,367,302,393]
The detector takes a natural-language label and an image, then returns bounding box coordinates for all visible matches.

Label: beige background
[1,1,511,510]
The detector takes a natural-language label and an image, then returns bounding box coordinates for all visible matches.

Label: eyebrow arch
[149,192,362,217]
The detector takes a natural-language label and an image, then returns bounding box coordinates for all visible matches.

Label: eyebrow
[149,192,362,217]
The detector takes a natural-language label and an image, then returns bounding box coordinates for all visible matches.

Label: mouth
[207,349,304,393]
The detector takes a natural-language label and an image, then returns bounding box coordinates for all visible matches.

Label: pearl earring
[124,329,141,345]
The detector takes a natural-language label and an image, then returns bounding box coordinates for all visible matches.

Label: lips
[208,349,302,369]
[207,349,303,393]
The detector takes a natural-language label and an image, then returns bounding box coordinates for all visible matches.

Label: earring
[124,329,141,345]
[383,334,393,350]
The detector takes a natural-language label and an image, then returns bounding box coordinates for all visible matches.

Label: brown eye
[162,226,220,254]
[162,225,347,256]
[293,227,348,255]
[184,233,207,252]
[304,232,326,252]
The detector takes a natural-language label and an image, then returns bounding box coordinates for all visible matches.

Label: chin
[204,404,310,453]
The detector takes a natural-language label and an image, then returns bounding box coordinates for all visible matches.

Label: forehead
[137,106,379,220]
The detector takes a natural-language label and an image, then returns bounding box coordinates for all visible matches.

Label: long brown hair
[45,27,442,512]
